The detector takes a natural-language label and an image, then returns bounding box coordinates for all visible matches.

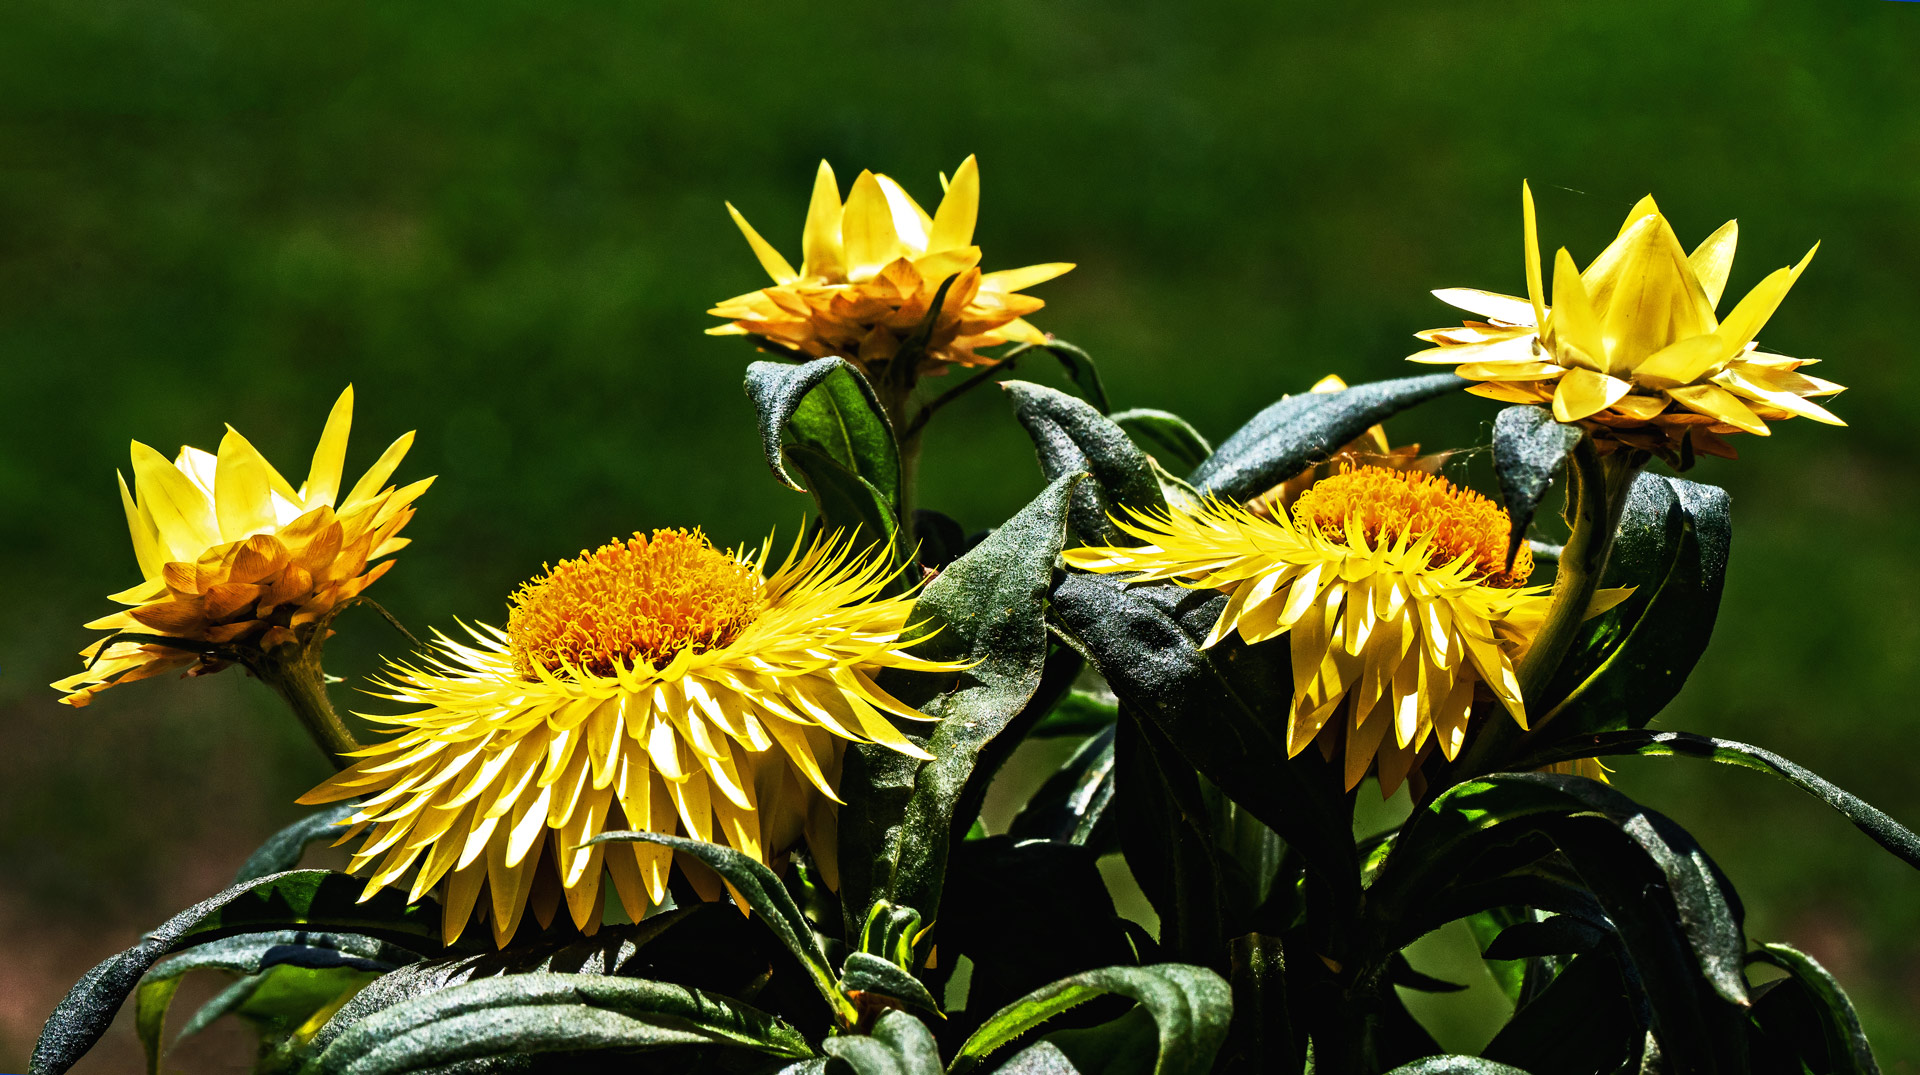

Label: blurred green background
[4,0,1918,1067]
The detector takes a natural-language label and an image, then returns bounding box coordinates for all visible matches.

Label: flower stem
[255,649,360,770]
[1512,437,1637,707]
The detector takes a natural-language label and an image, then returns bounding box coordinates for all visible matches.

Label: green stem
[254,649,360,770]
[1513,438,1637,706]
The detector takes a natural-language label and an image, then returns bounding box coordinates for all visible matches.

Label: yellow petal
[1552,368,1632,423]
[1522,182,1547,329]
[1547,249,1606,371]
[130,440,219,558]
[800,160,844,280]
[726,202,799,285]
[980,262,1075,293]
[1614,194,1660,235]
[1433,287,1538,327]
[119,470,165,579]
[1633,333,1733,390]
[341,430,414,508]
[1688,220,1739,312]
[928,154,979,253]
[1714,368,1845,426]
[874,173,931,254]
[1716,243,1818,353]
[1667,384,1770,435]
[841,170,902,280]
[304,387,354,507]
[1590,212,1714,372]
[214,426,287,539]
[1608,394,1670,421]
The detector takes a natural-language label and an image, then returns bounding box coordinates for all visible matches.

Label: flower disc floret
[1291,468,1533,588]
[509,530,766,679]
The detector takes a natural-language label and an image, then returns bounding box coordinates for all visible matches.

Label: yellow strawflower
[1066,468,1623,795]
[55,388,429,706]
[707,155,1074,375]
[1410,183,1844,459]
[300,529,962,947]
[1244,374,1437,519]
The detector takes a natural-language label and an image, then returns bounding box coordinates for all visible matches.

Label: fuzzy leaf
[821,1009,943,1075]
[1188,373,1466,500]
[1112,409,1213,472]
[951,964,1232,1075]
[1380,1059,1534,1074]
[1491,405,1583,568]
[1482,952,1640,1075]
[839,951,942,1019]
[1004,381,1162,545]
[745,356,900,501]
[1747,942,1879,1075]
[1009,725,1116,848]
[235,803,361,884]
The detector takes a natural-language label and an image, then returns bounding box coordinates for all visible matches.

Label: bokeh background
[5,0,1917,1068]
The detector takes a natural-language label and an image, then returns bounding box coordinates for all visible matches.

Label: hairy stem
[254,648,360,770]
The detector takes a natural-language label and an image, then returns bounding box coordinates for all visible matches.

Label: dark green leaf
[1113,711,1227,966]
[1221,934,1298,1075]
[1746,942,1879,1075]
[821,1009,942,1075]
[33,871,443,1075]
[1483,952,1639,1075]
[304,972,811,1074]
[1481,917,1607,961]
[950,964,1232,1075]
[1047,574,1358,903]
[1388,955,1467,993]
[786,444,902,563]
[1034,340,1112,414]
[1534,473,1729,732]
[745,356,900,501]
[587,831,847,1021]
[1463,910,1528,1006]
[842,472,1081,940]
[1491,406,1583,568]
[1030,690,1118,739]
[1112,409,1212,472]
[1380,1058,1534,1074]
[994,1040,1087,1074]
[1512,730,1920,871]
[912,509,970,570]
[839,952,942,1019]
[1003,381,1162,545]
[1188,373,1466,500]
[1008,725,1115,847]
[236,803,362,884]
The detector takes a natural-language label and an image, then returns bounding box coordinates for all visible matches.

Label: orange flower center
[1290,467,1532,587]
[507,529,765,679]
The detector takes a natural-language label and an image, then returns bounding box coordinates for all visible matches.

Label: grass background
[3,0,1917,1067]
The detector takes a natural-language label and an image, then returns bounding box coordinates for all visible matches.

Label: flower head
[1065,468,1620,795]
[55,388,429,706]
[300,529,961,947]
[707,155,1074,375]
[1411,183,1844,460]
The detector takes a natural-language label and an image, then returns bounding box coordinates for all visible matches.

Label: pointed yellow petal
[1552,368,1632,423]
[341,431,414,508]
[214,426,285,539]
[726,202,799,285]
[119,470,165,579]
[1688,220,1739,312]
[928,154,979,253]
[1590,213,1713,373]
[1633,333,1734,390]
[841,170,902,280]
[1522,182,1547,329]
[800,160,844,280]
[874,173,931,254]
[1548,248,1605,370]
[1433,288,1538,326]
[130,440,219,558]
[980,262,1075,293]
[1617,195,1660,235]
[1716,243,1818,353]
[1668,383,1770,435]
[305,387,354,507]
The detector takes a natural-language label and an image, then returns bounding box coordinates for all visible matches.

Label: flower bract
[300,529,961,947]
[54,388,429,706]
[1064,468,1622,795]
[707,155,1074,375]
[1410,183,1844,460]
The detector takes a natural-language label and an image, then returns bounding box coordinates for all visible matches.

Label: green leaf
[302,972,812,1074]
[1046,574,1359,903]
[841,472,1082,940]
[1379,1059,1534,1075]
[236,803,362,884]
[1030,690,1118,739]
[1112,409,1213,472]
[1534,473,1729,732]
[840,951,942,1019]
[1480,916,1605,962]
[1187,373,1466,500]
[32,871,443,1075]
[1008,724,1116,847]
[745,356,900,501]
[1463,910,1528,1006]
[133,976,180,1075]
[821,1009,943,1075]
[186,964,377,1055]
[1512,730,1920,870]
[787,443,903,562]
[1113,711,1227,966]
[1490,405,1583,568]
[1371,774,1751,1073]
[1482,952,1639,1075]
[950,964,1231,1075]
[1222,933,1299,1075]
[1003,381,1162,544]
[587,830,848,1021]
[1745,943,1879,1074]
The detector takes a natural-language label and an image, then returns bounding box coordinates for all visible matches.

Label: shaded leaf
[950,965,1231,1075]
[839,951,942,1020]
[745,356,900,501]
[1481,917,1607,962]
[1380,1059,1533,1075]
[1746,942,1879,1075]
[1483,952,1639,1075]
[236,803,362,884]
[32,871,442,1075]
[1009,725,1116,847]
[1112,409,1212,472]
[1491,406,1583,568]
[1003,381,1162,545]
[1188,373,1466,500]
[1030,690,1117,740]
[822,1009,943,1075]
[1034,340,1112,414]
[787,444,902,565]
